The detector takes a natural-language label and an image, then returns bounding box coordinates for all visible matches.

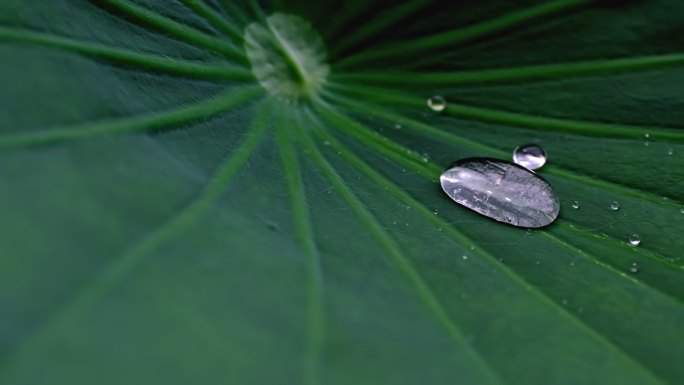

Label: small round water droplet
[629,233,641,246]
[610,201,620,211]
[394,123,402,130]
[421,153,430,163]
[512,144,547,170]
[644,141,650,147]
[433,207,439,215]
[462,255,468,260]
[427,95,446,112]
[323,140,331,146]
[629,262,639,274]
[644,133,650,139]
[667,148,674,156]
[571,200,580,209]
[680,206,684,214]
[401,168,406,173]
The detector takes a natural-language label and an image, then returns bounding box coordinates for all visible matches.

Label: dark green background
[1,1,683,384]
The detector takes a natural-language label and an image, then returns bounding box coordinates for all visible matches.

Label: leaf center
[244,13,330,100]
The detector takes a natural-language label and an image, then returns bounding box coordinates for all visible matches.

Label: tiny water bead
[630,262,639,274]
[440,158,559,228]
[629,233,641,246]
[512,144,547,171]
[571,200,580,209]
[610,201,620,211]
[667,148,674,156]
[427,95,447,112]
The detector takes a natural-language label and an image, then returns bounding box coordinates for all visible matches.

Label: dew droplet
[644,133,651,139]
[427,95,446,112]
[421,153,430,163]
[562,299,568,305]
[323,140,331,146]
[462,255,468,260]
[440,158,560,228]
[629,262,639,274]
[512,144,547,170]
[680,206,684,214]
[571,200,580,209]
[394,123,402,130]
[610,201,620,211]
[667,148,674,156]
[433,207,439,215]
[629,233,641,246]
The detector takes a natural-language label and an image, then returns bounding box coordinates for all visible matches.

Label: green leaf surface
[1,1,683,384]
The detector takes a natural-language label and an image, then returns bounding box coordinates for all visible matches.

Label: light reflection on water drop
[667,148,674,156]
[610,201,620,211]
[512,144,547,171]
[427,95,446,112]
[571,200,580,209]
[629,262,639,274]
[440,158,559,228]
[629,233,641,246]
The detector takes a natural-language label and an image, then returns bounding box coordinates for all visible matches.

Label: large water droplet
[571,200,580,209]
[440,158,560,228]
[512,144,547,171]
[610,201,620,211]
[629,233,641,246]
[427,95,446,112]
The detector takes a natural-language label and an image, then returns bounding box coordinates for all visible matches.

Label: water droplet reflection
[571,200,580,209]
[427,95,446,112]
[610,201,620,211]
[629,262,639,274]
[440,158,559,228]
[512,144,547,170]
[629,233,641,246]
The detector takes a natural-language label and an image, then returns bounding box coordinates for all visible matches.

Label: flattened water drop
[427,95,446,112]
[440,158,560,228]
[513,144,547,170]
[629,233,641,246]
